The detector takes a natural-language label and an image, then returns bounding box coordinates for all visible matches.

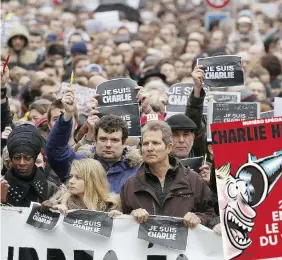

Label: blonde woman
[42,159,122,218]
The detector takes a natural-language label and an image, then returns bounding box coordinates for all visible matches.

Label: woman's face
[68,168,85,196]
[29,109,44,125]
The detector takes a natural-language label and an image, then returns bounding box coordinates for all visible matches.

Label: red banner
[211,117,282,260]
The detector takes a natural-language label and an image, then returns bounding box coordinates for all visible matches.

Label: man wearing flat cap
[166,65,210,183]
[4,124,57,207]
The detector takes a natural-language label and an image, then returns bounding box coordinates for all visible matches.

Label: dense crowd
[1,0,282,235]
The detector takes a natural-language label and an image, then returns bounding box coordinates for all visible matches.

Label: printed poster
[211,117,282,260]
[64,209,113,237]
[26,202,62,231]
[197,55,244,88]
[138,215,188,250]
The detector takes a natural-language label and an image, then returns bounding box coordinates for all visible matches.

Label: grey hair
[142,120,172,145]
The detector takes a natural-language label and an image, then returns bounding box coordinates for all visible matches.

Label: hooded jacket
[2,25,38,69]
[228,11,263,52]
[46,114,142,194]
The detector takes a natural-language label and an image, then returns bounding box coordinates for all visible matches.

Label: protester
[1,0,282,251]
[5,124,57,207]
[46,88,142,192]
[41,158,122,218]
[121,121,215,228]
[28,99,51,125]
[2,25,38,69]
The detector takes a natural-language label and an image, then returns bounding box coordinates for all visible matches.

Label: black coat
[5,167,57,207]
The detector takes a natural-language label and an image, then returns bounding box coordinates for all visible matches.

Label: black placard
[180,156,204,173]
[210,102,260,124]
[166,83,209,114]
[64,210,113,237]
[260,110,274,119]
[99,103,141,136]
[138,216,188,250]
[26,203,61,231]
[96,78,138,107]
[197,55,244,88]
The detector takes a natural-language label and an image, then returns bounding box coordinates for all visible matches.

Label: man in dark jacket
[5,124,57,207]
[121,120,215,228]
[46,87,142,193]
[184,64,207,158]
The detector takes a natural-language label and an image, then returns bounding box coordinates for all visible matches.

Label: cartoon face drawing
[216,163,256,259]
[216,151,282,260]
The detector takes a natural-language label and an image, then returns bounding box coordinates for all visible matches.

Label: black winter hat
[7,124,43,160]
[166,114,197,132]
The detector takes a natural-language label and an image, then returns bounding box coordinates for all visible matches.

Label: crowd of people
[1,0,282,236]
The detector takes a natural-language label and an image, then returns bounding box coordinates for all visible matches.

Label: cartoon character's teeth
[247,226,252,232]
[235,236,239,242]
[239,238,244,244]
[238,221,243,228]
[228,213,232,220]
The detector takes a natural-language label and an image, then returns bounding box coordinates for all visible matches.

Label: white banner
[1,207,223,260]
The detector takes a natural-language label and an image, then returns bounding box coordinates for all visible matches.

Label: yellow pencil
[70,71,74,89]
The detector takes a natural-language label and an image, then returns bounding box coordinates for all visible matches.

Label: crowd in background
[1,0,282,234]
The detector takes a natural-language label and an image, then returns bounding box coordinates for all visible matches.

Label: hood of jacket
[7,25,29,48]
[76,145,143,169]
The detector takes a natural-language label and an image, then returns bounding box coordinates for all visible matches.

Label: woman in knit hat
[4,124,57,207]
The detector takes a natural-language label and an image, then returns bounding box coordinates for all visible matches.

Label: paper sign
[207,102,260,140]
[26,202,61,231]
[197,55,244,88]
[138,215,188,250]
[180,156,204,173]
[99,103,141,136]
[60,83,97,116]
[166,83,209,114]
[64,210,113,237]
[96,78,138,107]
